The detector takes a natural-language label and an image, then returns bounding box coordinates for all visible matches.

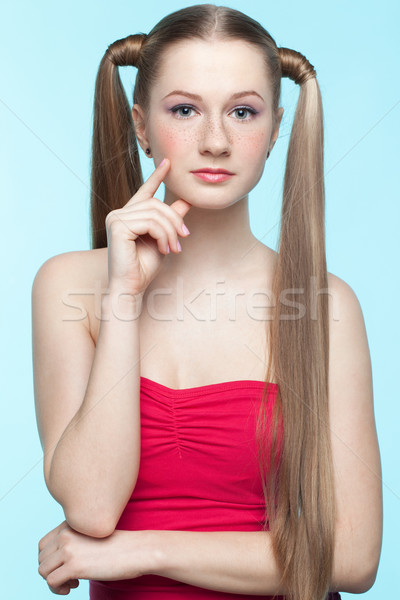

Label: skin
[132,38,284,284]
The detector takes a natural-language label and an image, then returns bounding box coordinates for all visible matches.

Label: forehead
[152,38,272,104]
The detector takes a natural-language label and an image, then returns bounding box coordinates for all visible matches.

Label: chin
[171,191,240,209]
[165,181,252,209]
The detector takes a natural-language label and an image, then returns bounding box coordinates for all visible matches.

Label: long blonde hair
[90,5,335,600]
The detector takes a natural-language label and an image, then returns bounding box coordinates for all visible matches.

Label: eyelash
[169,104,258,122]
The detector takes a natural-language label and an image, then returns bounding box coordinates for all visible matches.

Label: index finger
[138,157,171,199]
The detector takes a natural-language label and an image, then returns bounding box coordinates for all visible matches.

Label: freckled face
[142,39,276,208]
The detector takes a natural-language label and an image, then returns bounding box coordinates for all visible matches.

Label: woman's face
[133,38,283,208]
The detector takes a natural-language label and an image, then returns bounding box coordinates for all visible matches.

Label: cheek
[234,130,269,158]
[154,122,195,156]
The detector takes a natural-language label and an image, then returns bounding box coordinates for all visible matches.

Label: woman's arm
[326,273,382,589]
[141,525,365,595]
[32,252,143,538]
[37,520,370,595]
[146,529,285,595]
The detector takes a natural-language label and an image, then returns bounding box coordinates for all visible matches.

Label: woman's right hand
[105,158,192,296]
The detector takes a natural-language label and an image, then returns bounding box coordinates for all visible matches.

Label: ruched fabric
[89,377,340,600]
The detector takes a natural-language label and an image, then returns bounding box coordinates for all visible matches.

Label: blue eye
[170,105,195,119]
[232,106,258,120]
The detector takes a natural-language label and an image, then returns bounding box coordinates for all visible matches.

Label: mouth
[191,168,234,175]
[190,168,235,183]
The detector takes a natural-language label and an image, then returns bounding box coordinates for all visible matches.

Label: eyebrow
[162,90,265,102]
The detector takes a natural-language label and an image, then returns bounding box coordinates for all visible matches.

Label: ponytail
[257,47,335,600]
[90,34,147,249]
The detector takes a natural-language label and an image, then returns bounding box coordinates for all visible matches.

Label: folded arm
[145,529,284,596]
[141,524,370,595]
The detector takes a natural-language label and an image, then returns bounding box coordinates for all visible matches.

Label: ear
[269,107,284,154]
[131,104,151,152]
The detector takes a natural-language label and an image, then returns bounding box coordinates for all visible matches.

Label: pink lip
[191,168,235,183]
[192,172,233,183]
[191,168,234,174]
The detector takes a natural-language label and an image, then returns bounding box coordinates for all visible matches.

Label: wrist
[114,530,166,578]
[101,287,144,321]
[139,530,166,576]
[101,529,163,580]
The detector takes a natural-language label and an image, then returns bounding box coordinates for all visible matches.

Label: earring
[145,148,151,155]
[267,151,270,159]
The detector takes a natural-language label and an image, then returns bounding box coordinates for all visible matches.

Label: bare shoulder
[33,247,108,288]
[327,270,364,318]
[32,248,108,339]
[326,270,372,389]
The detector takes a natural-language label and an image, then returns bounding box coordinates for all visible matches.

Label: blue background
[1,0,398,598]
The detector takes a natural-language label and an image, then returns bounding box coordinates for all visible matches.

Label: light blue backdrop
[1,0,398,598]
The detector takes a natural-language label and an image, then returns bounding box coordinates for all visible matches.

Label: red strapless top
[89,377,340,600]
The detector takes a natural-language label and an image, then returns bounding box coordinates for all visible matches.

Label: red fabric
[89,377,334,599]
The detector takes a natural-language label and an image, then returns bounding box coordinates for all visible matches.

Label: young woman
[33,4,382,600]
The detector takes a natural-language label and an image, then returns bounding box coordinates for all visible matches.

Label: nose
[198,113,232,157]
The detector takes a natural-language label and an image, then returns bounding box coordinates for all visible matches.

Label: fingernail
[181,224,190,236]
[159,158,166,167]
[177,240,182,252]
[167,244,170,254]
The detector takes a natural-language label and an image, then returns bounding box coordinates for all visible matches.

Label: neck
[161,190,260,282]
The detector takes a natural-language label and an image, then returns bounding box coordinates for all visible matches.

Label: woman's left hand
[38,520,151,594]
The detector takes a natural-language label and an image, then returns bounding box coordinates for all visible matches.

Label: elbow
[45,486,116,538]
[353,535,382,593]
[356,551,381,594]
[334,528,382,594]
[65,507,116,538]
[46,466,122,538]
[334,508,383,594]
[349,565,378,594]
[344,550,381,594]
